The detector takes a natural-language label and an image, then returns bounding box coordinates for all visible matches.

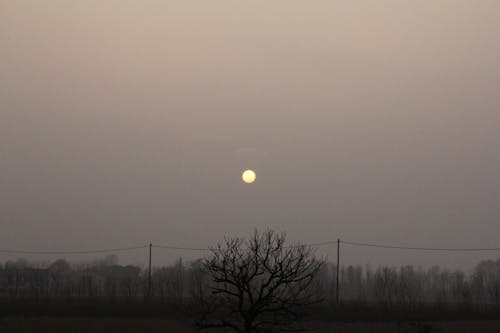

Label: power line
[2,239,500,255]
[152,244,209,251]
[307,240,338,247]
[152,238,343,251]
[0,245,148,255]
[341,240,500,252]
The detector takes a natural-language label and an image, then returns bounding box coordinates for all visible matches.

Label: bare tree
[373,267,398,308]
[193,229,324,333]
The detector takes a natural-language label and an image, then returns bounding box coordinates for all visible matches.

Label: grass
[2,317,500,333]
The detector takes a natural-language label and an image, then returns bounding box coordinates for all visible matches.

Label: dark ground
[1,301,500,332]
[3,317,500,333]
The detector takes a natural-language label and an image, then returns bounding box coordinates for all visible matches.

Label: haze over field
[1,1,499,268]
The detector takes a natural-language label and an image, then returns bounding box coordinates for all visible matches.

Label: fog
[1,0,499,268]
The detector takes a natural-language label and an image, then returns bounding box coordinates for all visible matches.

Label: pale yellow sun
[242,169,256,184]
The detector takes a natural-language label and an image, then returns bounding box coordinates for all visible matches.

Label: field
[2,301,500,332]
[2,317,500,333]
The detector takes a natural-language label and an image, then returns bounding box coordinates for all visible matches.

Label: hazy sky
[1,1,499,268]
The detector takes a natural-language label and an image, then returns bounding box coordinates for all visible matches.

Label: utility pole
[336,238,340,306]
[148,243,152,298]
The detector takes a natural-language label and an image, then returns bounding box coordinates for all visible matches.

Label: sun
[242,169,256,184]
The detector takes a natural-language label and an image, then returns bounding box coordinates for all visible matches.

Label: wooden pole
[336,238,340,305]
[148,243,152,297]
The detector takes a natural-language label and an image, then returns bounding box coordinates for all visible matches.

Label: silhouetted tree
[472,259,500,305]
[193,229,324,333]
[373,267,398,308]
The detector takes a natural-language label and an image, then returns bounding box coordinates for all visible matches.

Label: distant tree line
[1,255,500,309]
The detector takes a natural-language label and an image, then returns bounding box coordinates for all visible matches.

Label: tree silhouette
[194,229,324,333]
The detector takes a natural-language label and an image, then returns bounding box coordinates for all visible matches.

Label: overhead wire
[1,239,500,255]
[340,240,500,252]
[0,245,148,255]
[152,244,209,251]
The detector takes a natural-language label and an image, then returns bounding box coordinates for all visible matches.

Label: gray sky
[1,0,499,269]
